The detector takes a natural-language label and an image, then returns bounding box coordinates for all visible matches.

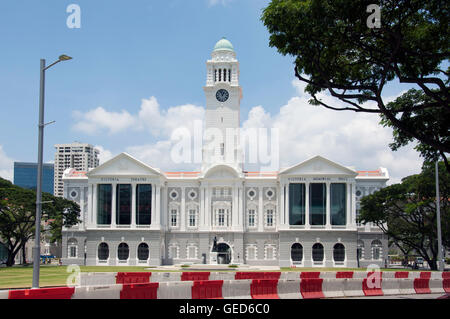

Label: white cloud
[73,107,136,135]
[207,0,233,7]
[72,97,204,138]
[94,145,114,165]
[0,145,14,182]
[242,79,422,184]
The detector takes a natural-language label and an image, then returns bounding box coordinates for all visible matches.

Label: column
[131,183,137,227]
[206,186,211,228]
[346,183,351,227]
[238,184,243,229]
[232,184,238,228]
[151,184,156,227]
[326,182,331,228]
[93,183,98,226]
[181,187,186,231]
[258,186,264,232]
[279,183,285,225]
[80,186,85,230]
[352,182,357,227]
[156,185,161,228]
[285,183,290,226]
[200,186,205,229]
[111,183,117,227]
[305,182,310,228]
[87,184,93,227]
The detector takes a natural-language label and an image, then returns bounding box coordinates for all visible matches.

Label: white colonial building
[61,38,389,268]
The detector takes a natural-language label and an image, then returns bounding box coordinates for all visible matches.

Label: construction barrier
[250,279,279,299]
[9,287,75,299]
[300,278,324,299]
[191,280,223,299]
[443,272,450,293]
[120,282,159,299]
[116,272,151,284]
[235,272,281,280]
[181,272,211,281]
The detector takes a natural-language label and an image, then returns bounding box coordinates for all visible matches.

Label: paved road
[332,293,445,299]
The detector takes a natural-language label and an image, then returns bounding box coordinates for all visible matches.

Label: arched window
[219,69,222,81]
[312,243,324,262]
[137,243,149,261]
[228,69,231,82]
[98,243,109,261]
[118,243,129,261]
[371,240,382,260]
[291,243,303,262]
[333,243,345,262]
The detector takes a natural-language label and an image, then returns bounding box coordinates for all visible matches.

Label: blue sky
[0,0,424,183]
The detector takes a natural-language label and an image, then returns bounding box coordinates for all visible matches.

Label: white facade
[61,39,389,268]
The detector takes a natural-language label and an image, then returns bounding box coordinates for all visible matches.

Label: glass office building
[13,162,54,194]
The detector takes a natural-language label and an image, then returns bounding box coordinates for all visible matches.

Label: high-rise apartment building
[54,142,99,197]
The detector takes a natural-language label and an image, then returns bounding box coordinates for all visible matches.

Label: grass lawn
[0,265,424,290]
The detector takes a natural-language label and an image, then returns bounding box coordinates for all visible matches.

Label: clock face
[216,89,229,102]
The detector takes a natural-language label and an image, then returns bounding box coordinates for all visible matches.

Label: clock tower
[202,38,243,172]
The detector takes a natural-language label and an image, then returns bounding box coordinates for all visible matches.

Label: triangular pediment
[279,155,357,176]
[87,153,162,177]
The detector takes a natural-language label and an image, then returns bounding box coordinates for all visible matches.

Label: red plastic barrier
[120,282,159,299]
[116,272,152,284]
[443,273,450,293]
[192,280,223,299]
[442,272,450,279]
[395,272,409,278]
[414,278,431,294]
[235,272,281,280]
[420,272,431,279]
[362,272,383,296]
[9,287,75,299]
[336,271,353,279]
[300,278,324,299]
[300,272,321,279]
[181,272,211,281]
[250,279,279,299]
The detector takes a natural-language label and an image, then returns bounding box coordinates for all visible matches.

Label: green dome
[213,38,234,52]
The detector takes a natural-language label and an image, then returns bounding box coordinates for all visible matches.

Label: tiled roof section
[357,169,384,177]
[165,172,200,178]
[244,171,278,177]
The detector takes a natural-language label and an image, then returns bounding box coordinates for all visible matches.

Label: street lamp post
[32,55,72,289]
[435,161,444,271]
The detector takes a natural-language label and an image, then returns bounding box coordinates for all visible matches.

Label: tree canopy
[261,0,449,169]
[359,161,450,270]
[0,177,80,266]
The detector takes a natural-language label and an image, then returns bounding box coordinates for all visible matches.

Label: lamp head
[58,55,72,61]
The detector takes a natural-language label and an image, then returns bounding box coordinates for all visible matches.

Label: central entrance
[216,243,232,264]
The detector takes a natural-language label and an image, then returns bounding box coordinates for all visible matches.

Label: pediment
[87,152,162,177]
[279,155,357,177]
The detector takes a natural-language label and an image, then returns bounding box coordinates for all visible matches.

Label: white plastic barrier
[277,279,302,299]
[79,272,117,286]
[429,279,445,294]
[342,278,365,297]
[157,281,193,299]
[322,279,346,298]
[150,272,182,282]
[279,272,301,281]
[398,278,415,294]
[381,278,401,295]
[0,290,9,299]
[222,279,252,299]
[72,284,122,299]
[210,272,235,281]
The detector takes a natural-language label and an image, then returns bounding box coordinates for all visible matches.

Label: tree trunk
[21,242,26,265]
[428,259,437,270]
[6,251,16,267]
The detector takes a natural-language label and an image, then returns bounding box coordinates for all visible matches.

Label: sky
[0,0,424,184]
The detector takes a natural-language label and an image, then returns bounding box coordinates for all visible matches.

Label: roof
[213,37,234,52]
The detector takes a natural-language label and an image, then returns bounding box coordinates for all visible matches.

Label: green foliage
[359,161,450,270]
[0,177,80,266]
[262,0,449,167]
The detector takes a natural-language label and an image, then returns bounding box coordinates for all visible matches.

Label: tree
[0,177,80,266]
[261,0,449,170]
[359,161,450,270]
